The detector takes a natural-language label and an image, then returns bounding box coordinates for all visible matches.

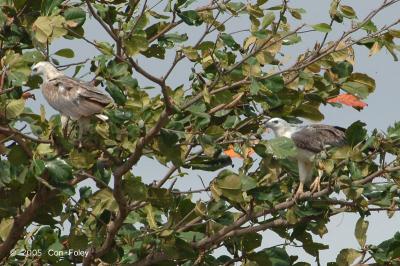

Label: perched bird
[265,117,346,198]
[31,61,112,141]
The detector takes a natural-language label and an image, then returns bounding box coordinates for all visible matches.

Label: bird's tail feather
[95,114,109,121]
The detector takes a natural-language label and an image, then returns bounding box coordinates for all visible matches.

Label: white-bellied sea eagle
[31,61,112,141]
[265,117,346,198]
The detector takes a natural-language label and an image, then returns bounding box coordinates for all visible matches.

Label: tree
[0,0,400,265]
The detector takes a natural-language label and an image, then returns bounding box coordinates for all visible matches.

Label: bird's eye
[273,120,279,124]
[32,67,37,72]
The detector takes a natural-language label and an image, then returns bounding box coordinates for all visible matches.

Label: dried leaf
[327,93,367,109]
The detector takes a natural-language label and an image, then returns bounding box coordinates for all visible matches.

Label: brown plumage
[291,124,346,153]
[42,76,111,120]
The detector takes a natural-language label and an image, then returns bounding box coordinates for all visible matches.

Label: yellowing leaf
[0,218,13,241]
[336,248,361,265]
[144,204,158,229]
[369,42,381,57]
[340,5,357,18]
[355,217,369,247]
[33,16,52,43]
[32,15,68,43]
[124,34,149,56]
[348,73,376,93]
[331,41,355,64]
[51,15,68,38]
[182,46,199,61]
[5,99,25,119]
[244,36,257,50]
[311,23,332,33]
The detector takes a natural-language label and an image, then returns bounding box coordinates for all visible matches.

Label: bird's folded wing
[291,125,346,153]
[47,76,112,117]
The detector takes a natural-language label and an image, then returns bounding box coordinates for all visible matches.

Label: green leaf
[216,171,241,190]
[262,75,284,92]
[6,99,25,119]
[79,186,92,199]
[241,175,257,191]
[336,248,361,265]
[45,159,73,184]
[122,177,148,201]
[69,234,88,250]
[41,0,63,15]
[68,149,96,169]
[124,34,149,56]
[361,20,377,33]
[266,137,297,159]
[220,33,240,50]
[0,161,11,186]
[345,120,367,146]
[331,61,353,78]
[141,44,165,59]
[95,41,114,55]
[248,247,291,266]
[8,145,29,166]
[293,104,324,121]
[54,48,75,58]
[341,82,369,99]
[178,10,203,26]
[372,232,400,263]
[355,217,369,247]
[106,82,126,105]
[387,121,400,139]
[64,7,86,27]
[185,155,232,171]
[241,232,262,252]
[311,23,332,33]
[33,159,46,176]
[348,73,376,93]
[177,231,205,243]
[262,11,275,28]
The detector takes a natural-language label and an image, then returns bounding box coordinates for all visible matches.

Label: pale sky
[27,0,400,264]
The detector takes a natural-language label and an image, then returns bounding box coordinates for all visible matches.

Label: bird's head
[31,61,61,82]
[265,117,292,136]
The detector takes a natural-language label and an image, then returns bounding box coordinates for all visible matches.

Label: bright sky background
[26,0,400,264]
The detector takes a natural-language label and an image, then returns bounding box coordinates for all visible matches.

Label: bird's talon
[310,176,321,194]
[293,183,305,201]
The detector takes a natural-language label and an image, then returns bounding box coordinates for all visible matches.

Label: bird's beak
[263,116,272,127]
[262,116,273,133]
[260,115,271,123]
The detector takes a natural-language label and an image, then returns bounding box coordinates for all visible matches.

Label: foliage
[0,0,400,265]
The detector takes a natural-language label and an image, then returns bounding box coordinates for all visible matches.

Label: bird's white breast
[296,148,315,162]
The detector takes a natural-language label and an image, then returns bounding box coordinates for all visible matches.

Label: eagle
[31,61,112,141]
[265,117,346,199]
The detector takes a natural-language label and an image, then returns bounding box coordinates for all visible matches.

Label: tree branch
[0,186,53,261]
[84,0,119,43]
